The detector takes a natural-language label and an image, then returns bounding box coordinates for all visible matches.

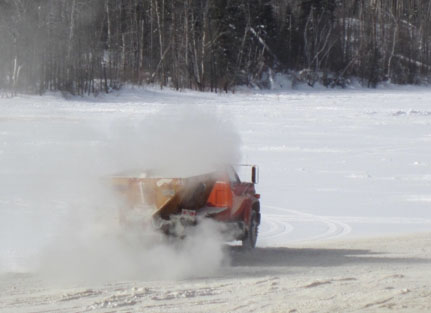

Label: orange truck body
[111,165,261,247]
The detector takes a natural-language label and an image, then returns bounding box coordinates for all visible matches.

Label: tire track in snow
[259,214,294,240]
[260,205,352,245]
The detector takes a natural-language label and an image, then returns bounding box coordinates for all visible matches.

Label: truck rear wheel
[242,210,259,250]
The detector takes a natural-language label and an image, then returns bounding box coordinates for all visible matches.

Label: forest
[1,0,431,95]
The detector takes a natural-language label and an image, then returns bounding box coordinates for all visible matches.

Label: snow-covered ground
[2,233,430,312]
[1,86,431,312]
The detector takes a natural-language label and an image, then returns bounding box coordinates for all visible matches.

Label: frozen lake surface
[1,87,431,269]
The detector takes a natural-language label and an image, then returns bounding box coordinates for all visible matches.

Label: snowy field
[1,87,431,312]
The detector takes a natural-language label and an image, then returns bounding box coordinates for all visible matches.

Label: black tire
[242,210,259,250]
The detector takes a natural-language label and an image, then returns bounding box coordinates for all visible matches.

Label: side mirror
[251,166,259,184]
[235,164,259,184]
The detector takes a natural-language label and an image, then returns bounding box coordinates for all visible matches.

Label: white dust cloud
[0,104,241,282]
[107,104,241,176]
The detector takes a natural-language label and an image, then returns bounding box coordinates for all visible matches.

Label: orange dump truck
[111,165,261,249]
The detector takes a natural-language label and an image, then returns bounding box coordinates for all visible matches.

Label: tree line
[1,0,431,95]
